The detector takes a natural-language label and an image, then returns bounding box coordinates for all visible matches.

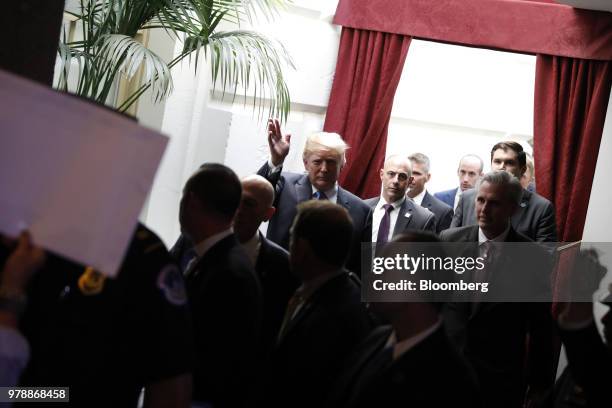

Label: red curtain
[324,28,411,198]
[534,56,612,242]
[334,0,612,61]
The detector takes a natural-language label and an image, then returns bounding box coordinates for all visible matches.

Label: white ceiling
[554,0,612,13]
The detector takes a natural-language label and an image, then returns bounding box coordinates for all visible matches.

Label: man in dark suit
[234,174,299,353]
[407,152,454,232]
[328,232,482,408]
[555,253,611,408]
[364,155,435,243]
[257,119,371,274]
[257,201,375,408]
[440,171,555,408]
[451,141,557,242]
[435,154,484,209]
[179,163,263,408]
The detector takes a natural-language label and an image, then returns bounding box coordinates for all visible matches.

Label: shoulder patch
[78,266,106,296]
[157,264,187,306]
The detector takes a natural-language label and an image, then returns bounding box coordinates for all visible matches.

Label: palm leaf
[95,33,173,102]
[206,30,294,120]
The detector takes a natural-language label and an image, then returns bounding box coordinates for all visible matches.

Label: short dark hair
[390,232,445,310]
[291,201,353,268]
[490,141,527,169]
[184,163,242,220]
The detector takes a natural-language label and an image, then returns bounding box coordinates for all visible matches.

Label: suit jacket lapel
[337,187,351,211]
[393,199,413,235]
[295,175,313,204]
[185,235,235,287]
[511,189,530,229]
[421,192,433,211]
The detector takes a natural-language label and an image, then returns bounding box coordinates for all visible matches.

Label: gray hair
[407,152,430,174]
[476,170,523,206]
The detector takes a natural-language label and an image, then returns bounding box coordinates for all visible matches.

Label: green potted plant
[56,0,293,119]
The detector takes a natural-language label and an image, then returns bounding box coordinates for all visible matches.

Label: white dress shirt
[453,188,462,210]
[184,228,234,276]
[371,196,405,243]
[411,189,427,206]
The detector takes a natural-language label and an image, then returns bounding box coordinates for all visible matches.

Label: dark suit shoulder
[439,225,479,242]
[313,272,362,306]
[407,199,435,219]
[339,188,370,211]
[506,228,533,243]
[461,188,476,200]
[424,191,453,213]
[280,170,307,184]
[193,235,257,285]
[260,235,289,260]
[435,188,457,198]
[364,197,380,208]
[525,189,552,206]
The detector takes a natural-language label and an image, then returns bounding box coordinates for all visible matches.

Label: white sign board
[0,70,168,277]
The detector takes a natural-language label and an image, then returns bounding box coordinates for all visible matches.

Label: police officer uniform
[18,224,194,407]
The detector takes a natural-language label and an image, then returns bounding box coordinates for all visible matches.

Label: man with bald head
[234,175,299,352]
[365,155,435,243]
[435,154,484,210]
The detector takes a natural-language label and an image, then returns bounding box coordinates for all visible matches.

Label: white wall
[387,40,535,193]
[582,88,612,325]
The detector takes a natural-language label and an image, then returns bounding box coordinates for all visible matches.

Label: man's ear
[263,206,276,222]
[379,169,385,181]
[426,173,431,183]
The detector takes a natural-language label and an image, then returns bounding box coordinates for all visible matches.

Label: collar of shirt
[311,183,338,204]
[411,189,427,206]
[297,269,345,304]
[193,228,233,258]
[385,317,442,360]
[478,224,510,244]
[241,232,262,266]
[371,196,405,243]
[376,195,405,211]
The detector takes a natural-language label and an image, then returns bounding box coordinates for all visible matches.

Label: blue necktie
[313,190,328,200]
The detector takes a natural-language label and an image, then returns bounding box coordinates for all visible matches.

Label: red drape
[334,0,612,61]
[534,55,612,242]
[324,28,411,198]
